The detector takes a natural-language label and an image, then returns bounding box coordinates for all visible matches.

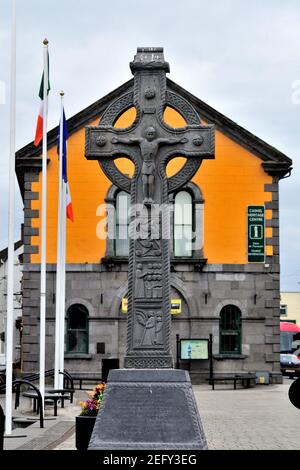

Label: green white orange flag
[34,52,50,146]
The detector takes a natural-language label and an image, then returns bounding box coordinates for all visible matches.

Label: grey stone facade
[21,259,282,383]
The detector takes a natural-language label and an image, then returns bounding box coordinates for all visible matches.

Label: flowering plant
[79,382,106,416]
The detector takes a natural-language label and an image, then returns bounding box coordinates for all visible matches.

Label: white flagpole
[59,187,66,388]
[54,92,64,389]
[59,105,66,388]
[5,0,16,436]
[39,38,49,409]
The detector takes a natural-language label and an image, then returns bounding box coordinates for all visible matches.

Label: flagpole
[54,92,64,388]
[59,178,66,389]
[39,38,49,409]
[5,0,16,436]
[59,99,66,389]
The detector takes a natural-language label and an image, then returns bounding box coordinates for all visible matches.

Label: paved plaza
[196,379,300,450]
[2,378,299,450]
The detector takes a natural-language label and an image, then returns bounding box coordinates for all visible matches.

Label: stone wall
[22,262,281,383]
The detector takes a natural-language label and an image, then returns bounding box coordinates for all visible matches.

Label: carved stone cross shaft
[86,48,215,368]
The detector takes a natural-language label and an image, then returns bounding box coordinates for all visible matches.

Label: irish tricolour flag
[34,52,50,147]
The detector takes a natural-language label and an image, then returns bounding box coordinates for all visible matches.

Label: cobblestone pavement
[54,378,300,450]
[195,379,300,450]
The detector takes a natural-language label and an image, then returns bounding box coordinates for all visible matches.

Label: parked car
[293,347,300,361]
[280,354,300,378]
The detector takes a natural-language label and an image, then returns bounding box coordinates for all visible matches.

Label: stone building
[280,292,300,326]
[0,241,23,366]
[16,59,292,383]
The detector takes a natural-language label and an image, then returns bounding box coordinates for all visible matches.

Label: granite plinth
[88,369,207,450]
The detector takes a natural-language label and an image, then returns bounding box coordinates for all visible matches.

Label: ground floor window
[66,304,89,353]
[219,305,242,354]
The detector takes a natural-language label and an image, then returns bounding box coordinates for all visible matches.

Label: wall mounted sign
[247,205,265,263]
[180,339,209,360]
[121,298,128,313]
[171,299,182,314]
[122,298,182,314]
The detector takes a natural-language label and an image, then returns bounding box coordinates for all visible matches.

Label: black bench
[23,391,71,416]
[14,370,75,410]
[46,387,75,404]
[70,375,102,390]
[207,374,256,390]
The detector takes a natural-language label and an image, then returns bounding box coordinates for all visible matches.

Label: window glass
[67,304,89,354]
[220,305,242,354]
[280,332,293,352]
[174,191,193,257]
[115,191,130,256]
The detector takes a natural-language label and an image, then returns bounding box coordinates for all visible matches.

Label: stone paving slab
[9,421,74,450]
[195,379,300,450]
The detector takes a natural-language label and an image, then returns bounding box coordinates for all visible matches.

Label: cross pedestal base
[88,369,207,450]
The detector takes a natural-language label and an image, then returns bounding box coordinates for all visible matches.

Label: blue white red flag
[57,109,74,221]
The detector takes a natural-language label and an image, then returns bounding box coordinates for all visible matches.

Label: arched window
[174,190,193,257]
[106,182,203,260]
[219,305,242,354]
[115,191,130,257]
[66,304,89,354]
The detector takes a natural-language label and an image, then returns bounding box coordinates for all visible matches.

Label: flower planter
[75,415,97,451]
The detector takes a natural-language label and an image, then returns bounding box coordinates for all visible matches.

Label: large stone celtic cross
[86,48,214,368]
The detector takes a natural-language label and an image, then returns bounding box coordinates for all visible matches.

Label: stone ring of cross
[86,49,215,198]
[87,103,213,195]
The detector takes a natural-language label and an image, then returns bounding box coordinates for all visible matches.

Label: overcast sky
[0,0,299,290]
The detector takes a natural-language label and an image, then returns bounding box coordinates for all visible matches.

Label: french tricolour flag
[57,109,74,222]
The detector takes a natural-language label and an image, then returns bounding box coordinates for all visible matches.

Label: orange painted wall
[31,106,272,264]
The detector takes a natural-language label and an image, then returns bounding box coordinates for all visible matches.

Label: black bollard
[288,377,300,410]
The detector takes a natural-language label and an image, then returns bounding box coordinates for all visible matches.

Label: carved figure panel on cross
[85,47,215,368]
[136,309,163,347]
[111,126,187,205]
